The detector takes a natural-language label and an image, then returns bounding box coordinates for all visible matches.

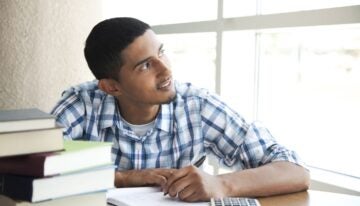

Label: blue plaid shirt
[51,80,304,171]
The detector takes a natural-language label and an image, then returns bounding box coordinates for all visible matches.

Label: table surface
[104,188,360,206]
[258,190,360,206]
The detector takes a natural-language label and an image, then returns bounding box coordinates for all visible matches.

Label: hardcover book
[0,108,56,133]
[0,127,64,157]
[0,140,113,177]
[0,191,107,206]
[0,166,115,202]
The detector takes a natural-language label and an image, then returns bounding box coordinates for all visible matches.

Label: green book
[0,140,114,177]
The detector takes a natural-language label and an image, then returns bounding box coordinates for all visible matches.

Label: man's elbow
[296,167,311,191]
[280,162,311,193]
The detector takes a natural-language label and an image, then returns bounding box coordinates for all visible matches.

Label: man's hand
[115,168,176,187]
[162,165,226,202]
[162,162,309,202]
[116,162,309,202]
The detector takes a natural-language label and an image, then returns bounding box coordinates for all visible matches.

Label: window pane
[102,0,217,25]
[258,25,360,177]
[223,0,256,18]
[221,31,256,121]
[261,0,360,14]
[159,33,216,92]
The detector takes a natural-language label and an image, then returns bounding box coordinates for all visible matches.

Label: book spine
[0,174,33,201]
[0,155,46,177]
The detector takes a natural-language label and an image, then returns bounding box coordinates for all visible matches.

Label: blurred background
[0,0,359,194]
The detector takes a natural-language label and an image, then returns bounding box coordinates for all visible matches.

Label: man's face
[115,29,176,106]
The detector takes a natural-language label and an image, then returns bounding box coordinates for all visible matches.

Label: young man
[51,17,309,202]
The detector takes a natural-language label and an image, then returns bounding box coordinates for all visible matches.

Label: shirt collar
[155,103,173,133]
[98,94,121,130]
[98,93,174,134]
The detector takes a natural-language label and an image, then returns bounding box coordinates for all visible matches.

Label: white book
[0,166,115,202]
[0,191,107,206]
[0,108,56,133]
[0,140,113,177]
[106,187,208,206]
[0,127,64,157]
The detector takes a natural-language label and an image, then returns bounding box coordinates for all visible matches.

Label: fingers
[165,166,193,187]
[163,166,198,197]
[156,168,177,179]
[149,174,167,186]
[142,168,175,186]
[164,169,206,202]
[167,174,190,197]
[140,167,213,202]
[177,185,197,201]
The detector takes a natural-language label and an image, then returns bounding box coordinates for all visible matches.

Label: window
[102,0,217,25]
[257,26,360,178]
[224,0,360,17]
[223,0,256,17]
[261,0,360,14]
[159,33,216,92]
[102,1,360,180]
[222,31,256,120]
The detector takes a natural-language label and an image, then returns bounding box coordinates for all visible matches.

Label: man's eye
[140,61,151,70]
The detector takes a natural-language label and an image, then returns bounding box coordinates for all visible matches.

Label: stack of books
[0,108,114,206]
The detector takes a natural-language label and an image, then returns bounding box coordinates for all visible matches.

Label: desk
[258,190,360,206]
[106,188,360,206]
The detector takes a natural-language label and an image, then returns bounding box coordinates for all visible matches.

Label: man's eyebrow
[132,44,164,70]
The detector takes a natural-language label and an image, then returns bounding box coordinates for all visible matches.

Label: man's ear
[98,79,122,96]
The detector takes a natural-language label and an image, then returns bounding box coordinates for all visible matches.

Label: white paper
[106,187,208,206]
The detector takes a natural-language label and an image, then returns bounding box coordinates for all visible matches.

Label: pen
[193,155,206,168]
[163,155,206,196]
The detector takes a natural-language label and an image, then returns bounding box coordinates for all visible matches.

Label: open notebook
[106,187,260,206]
[106,187,208,206]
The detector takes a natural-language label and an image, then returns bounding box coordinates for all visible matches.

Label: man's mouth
[158,77,172,89]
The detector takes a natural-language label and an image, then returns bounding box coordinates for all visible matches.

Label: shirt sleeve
[50,89,86,140]
[201,93,305,170]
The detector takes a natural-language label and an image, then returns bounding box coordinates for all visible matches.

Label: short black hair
[84,17,150,80]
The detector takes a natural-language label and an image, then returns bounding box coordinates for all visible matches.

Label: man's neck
[116,99,160,125]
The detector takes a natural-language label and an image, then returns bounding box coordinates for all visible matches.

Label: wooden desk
[105,188,360,206]
[259,190,360,206]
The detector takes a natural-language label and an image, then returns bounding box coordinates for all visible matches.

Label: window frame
[153,4,360,116]
[151,3,360,193]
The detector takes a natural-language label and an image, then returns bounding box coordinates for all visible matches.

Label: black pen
[193,155,206,168]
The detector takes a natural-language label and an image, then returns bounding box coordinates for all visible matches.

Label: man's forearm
[115,170,143,187]
[218,161,310,197]
[115,168,176,188]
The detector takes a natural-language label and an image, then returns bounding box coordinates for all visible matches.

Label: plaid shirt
[51,80,303,170]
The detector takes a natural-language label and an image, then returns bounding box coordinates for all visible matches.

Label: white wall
[0,0,102,112]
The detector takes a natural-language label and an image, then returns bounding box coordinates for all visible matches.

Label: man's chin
[161,92,177,104]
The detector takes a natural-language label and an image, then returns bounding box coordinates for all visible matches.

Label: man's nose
[154,57,171,74]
